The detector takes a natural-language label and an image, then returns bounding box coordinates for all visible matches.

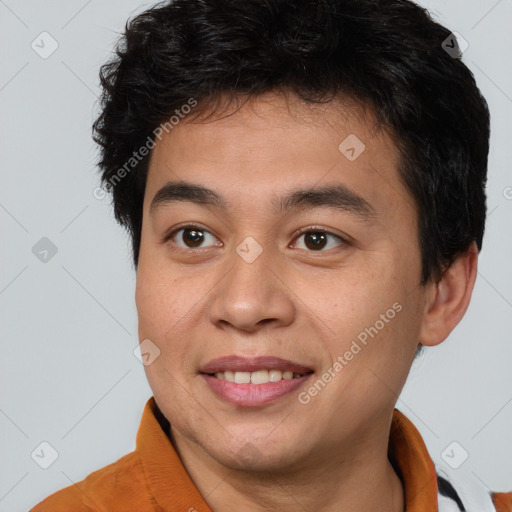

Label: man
[32,0,511,510]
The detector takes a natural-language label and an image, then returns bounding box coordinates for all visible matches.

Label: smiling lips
[199,355,314,406]
[214,369,303,384]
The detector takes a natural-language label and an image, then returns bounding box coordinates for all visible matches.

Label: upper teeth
[214,370,303,384]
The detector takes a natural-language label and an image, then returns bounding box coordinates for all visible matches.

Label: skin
[135,91,478,512]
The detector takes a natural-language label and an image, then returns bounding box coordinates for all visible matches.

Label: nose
[208,244,296,333]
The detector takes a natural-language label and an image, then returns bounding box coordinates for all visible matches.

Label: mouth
[206,369,309,384]
[199,355,314,406]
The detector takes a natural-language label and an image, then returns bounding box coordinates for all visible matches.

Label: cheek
[135,258,209,375]
[135,269,198,406]
[136,268,171,339]
[309,265,397,336]
[311,261,418,375]
[135,247,191,336]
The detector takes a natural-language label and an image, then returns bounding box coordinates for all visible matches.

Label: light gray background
[0,0,511,510]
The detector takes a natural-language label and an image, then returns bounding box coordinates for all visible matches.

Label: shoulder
[492,492,512,512]
[437,472,512,512]
[30,451,151,511]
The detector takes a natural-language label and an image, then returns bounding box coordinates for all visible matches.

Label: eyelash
[163,224,348,253]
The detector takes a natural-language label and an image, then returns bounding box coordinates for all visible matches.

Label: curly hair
[92,0,490,286]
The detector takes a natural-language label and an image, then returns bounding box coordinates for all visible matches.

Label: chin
[202,430,306,474]
[214,446,298,474]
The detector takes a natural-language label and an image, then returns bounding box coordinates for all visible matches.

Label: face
[135,92,429,472]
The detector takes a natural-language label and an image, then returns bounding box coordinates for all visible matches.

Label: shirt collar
[388,408,439,511]
[136,397,438,511]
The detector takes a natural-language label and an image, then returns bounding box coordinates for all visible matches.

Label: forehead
[145,91,414,221]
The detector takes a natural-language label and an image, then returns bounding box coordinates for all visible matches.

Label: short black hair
[93,0,490,286]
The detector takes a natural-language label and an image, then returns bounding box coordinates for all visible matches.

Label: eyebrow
[149,181,377,221]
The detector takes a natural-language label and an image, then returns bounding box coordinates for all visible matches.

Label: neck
[169,422,404,512]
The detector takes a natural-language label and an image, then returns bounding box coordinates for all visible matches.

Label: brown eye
[181,228,204,248]
[294,230,345,252]
[168,226,220,249]
[304,232,327,250]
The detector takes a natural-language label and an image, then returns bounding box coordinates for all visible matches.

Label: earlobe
[418,242,478,347]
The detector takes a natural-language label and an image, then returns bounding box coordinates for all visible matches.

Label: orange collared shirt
[31,397,512,512]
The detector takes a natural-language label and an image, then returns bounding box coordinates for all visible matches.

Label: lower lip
[200,373,312,407]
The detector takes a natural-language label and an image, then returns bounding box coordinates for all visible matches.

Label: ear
[418,242,478,347]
